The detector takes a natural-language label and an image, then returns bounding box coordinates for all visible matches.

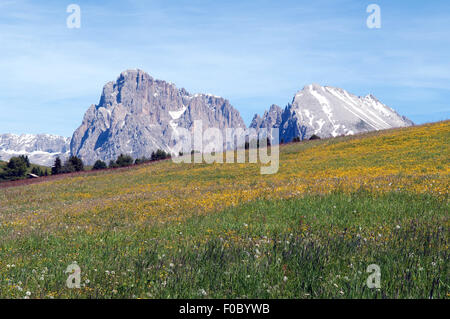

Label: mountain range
[0,70,414,166]
[0,134,70,166]
[250,83,413,142]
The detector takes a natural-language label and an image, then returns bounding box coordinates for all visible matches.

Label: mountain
[0,134,70,166]
[70,69,246,164]
[250,104,283,131]
[251,84,414,142]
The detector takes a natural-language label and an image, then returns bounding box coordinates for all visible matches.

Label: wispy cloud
[0,0,449,135]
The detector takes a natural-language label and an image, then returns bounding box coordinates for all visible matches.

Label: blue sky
[0,0,449,136]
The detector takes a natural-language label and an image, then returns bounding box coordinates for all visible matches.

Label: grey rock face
[0,134,70,166]
[251,84,413,142]
[250,104,283,130]
[71,69,246,164]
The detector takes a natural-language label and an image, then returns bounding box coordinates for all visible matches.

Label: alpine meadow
[0,121,448,299]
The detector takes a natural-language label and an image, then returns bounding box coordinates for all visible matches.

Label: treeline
[0,149,172,182]
[0,155,49,181]
[93,150,171,170]
[51,156,84,175]
[242,134,321,150]
[52,149,172,174]
[283,134,321,144]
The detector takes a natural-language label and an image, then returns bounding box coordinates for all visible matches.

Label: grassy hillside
[0,121,448,298]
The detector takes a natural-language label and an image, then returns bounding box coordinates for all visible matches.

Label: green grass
[0,191,447,299]
[0,122,448,299]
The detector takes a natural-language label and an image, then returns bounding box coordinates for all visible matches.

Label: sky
[0,0,449,137]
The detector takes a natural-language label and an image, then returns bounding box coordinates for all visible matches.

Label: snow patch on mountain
[0,134,71,166]
[251,84,413,142]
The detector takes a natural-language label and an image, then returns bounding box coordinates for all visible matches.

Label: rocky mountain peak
[70,70,246,165]
[252,84,413,142]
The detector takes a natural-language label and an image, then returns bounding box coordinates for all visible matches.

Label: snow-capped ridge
[0,133,71,166]
[251,83,413,142]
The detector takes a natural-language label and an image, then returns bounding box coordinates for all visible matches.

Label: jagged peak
[268,104,282,112]
[364,93,379,101]
[193,93,223,99]
[119,68,148,77]
[251,113,262,122]
[112,70,231,101]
